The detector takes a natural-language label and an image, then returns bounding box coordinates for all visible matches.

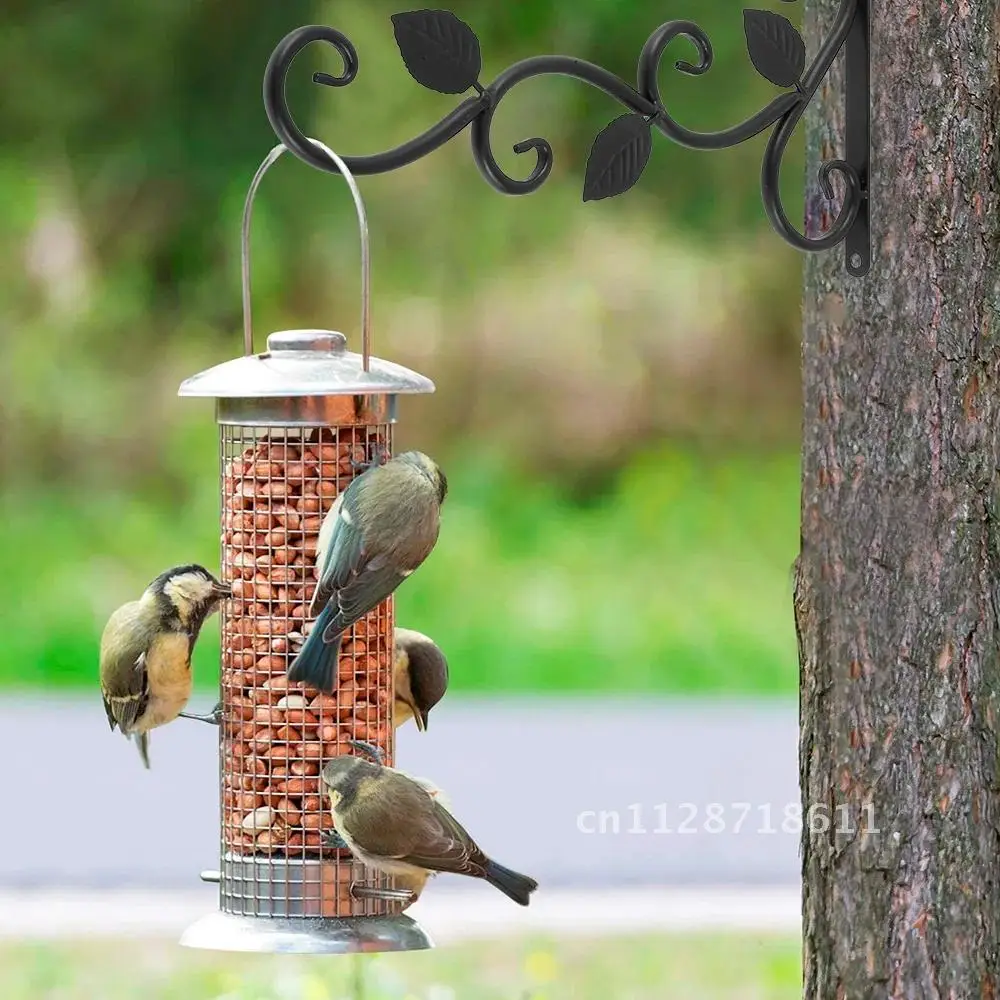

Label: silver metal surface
[240,139,372,370]
[200,870,221,884]
[215,392,398,427]
[180,910,433,955]
[179,329,434,400]
[351,884,416,904]
[221,854,400,919]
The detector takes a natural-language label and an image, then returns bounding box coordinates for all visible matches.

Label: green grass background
[0,934,802,999]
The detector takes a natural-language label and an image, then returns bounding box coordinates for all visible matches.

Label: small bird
[393,628,449,732]
[99,564,230,768]
[323,740,450,908]
[288,451,447,694]
[320,755,538,906]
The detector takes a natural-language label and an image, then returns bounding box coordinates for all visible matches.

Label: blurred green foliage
[0,445,799,693]
[0,1,804,694]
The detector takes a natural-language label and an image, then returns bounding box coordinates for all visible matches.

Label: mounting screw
[850,252,862,269]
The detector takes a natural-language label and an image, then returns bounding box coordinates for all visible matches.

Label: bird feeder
[176,140,435,954]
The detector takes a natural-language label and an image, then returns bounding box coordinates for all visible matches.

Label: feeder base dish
[179,910,433,954]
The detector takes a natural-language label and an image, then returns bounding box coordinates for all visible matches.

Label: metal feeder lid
[177,329,435,399]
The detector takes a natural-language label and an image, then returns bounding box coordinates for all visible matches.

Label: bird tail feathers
[133,731,150,770]
[288,605,343,693]
[484,860,537,906]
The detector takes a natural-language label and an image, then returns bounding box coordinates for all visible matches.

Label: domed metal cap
[177,329,434,398]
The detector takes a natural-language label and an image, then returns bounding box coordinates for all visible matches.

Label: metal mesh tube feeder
[176,139,435,954]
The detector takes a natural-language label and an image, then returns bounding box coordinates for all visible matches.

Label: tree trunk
[797,0,1000,997]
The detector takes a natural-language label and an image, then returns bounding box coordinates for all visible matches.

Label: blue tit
[288,451,447,694]
[393,627,449,731]
[99,564,230,768]
[320,755,538,906]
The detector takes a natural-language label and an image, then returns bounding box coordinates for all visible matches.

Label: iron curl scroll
[262,3,871,276]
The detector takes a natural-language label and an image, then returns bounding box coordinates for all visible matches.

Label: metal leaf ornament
[743,9,806,88]
[391,9,482,94]
[583,113,652,202]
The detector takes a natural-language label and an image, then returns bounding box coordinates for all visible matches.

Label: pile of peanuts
[219,426,392,856]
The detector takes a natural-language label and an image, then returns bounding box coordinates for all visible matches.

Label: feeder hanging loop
[241,138,373,371]
[262,1,871,276]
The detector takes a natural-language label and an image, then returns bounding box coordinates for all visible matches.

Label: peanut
[253,705,283,726]
[255,824,288,852]
[286,775,320,796]
[275,797,302,828]
[241,806,276,832]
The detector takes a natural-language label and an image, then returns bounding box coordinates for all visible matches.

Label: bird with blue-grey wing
[287,451,447,694]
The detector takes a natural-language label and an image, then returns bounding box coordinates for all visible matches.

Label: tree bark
[798,0,1000,997]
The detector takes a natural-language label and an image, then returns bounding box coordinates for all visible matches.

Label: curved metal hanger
[241,137,372,370]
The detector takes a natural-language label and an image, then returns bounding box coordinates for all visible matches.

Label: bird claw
[321,830,350,852]
[349,445,390,474]
[348,739,385,765]
[179,701,222,726]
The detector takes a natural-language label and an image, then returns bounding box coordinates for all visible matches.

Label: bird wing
[311,476,409,636]
[101,688,118,731]
[312,493,340,572]
[394,797,490,877]
[100,651,148,733]
[310,489,365,617]
[99,604,151,733]
[346,774,488,877]
[320,559,407,642]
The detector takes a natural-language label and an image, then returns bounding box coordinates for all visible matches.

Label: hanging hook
[241,137,372,371]
[262,8,871,276]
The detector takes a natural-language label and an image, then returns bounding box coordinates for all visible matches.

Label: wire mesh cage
[176,142,435,954]
[219,415,393,915]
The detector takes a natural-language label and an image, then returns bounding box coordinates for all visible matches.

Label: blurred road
[0,885,801,941]
[5,695,798,889]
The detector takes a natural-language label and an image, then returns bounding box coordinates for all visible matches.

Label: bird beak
[212,580,232,598]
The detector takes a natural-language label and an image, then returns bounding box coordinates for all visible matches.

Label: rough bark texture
[798,0,1000,997]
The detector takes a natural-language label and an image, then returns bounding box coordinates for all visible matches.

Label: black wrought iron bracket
[263,2,871,276]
